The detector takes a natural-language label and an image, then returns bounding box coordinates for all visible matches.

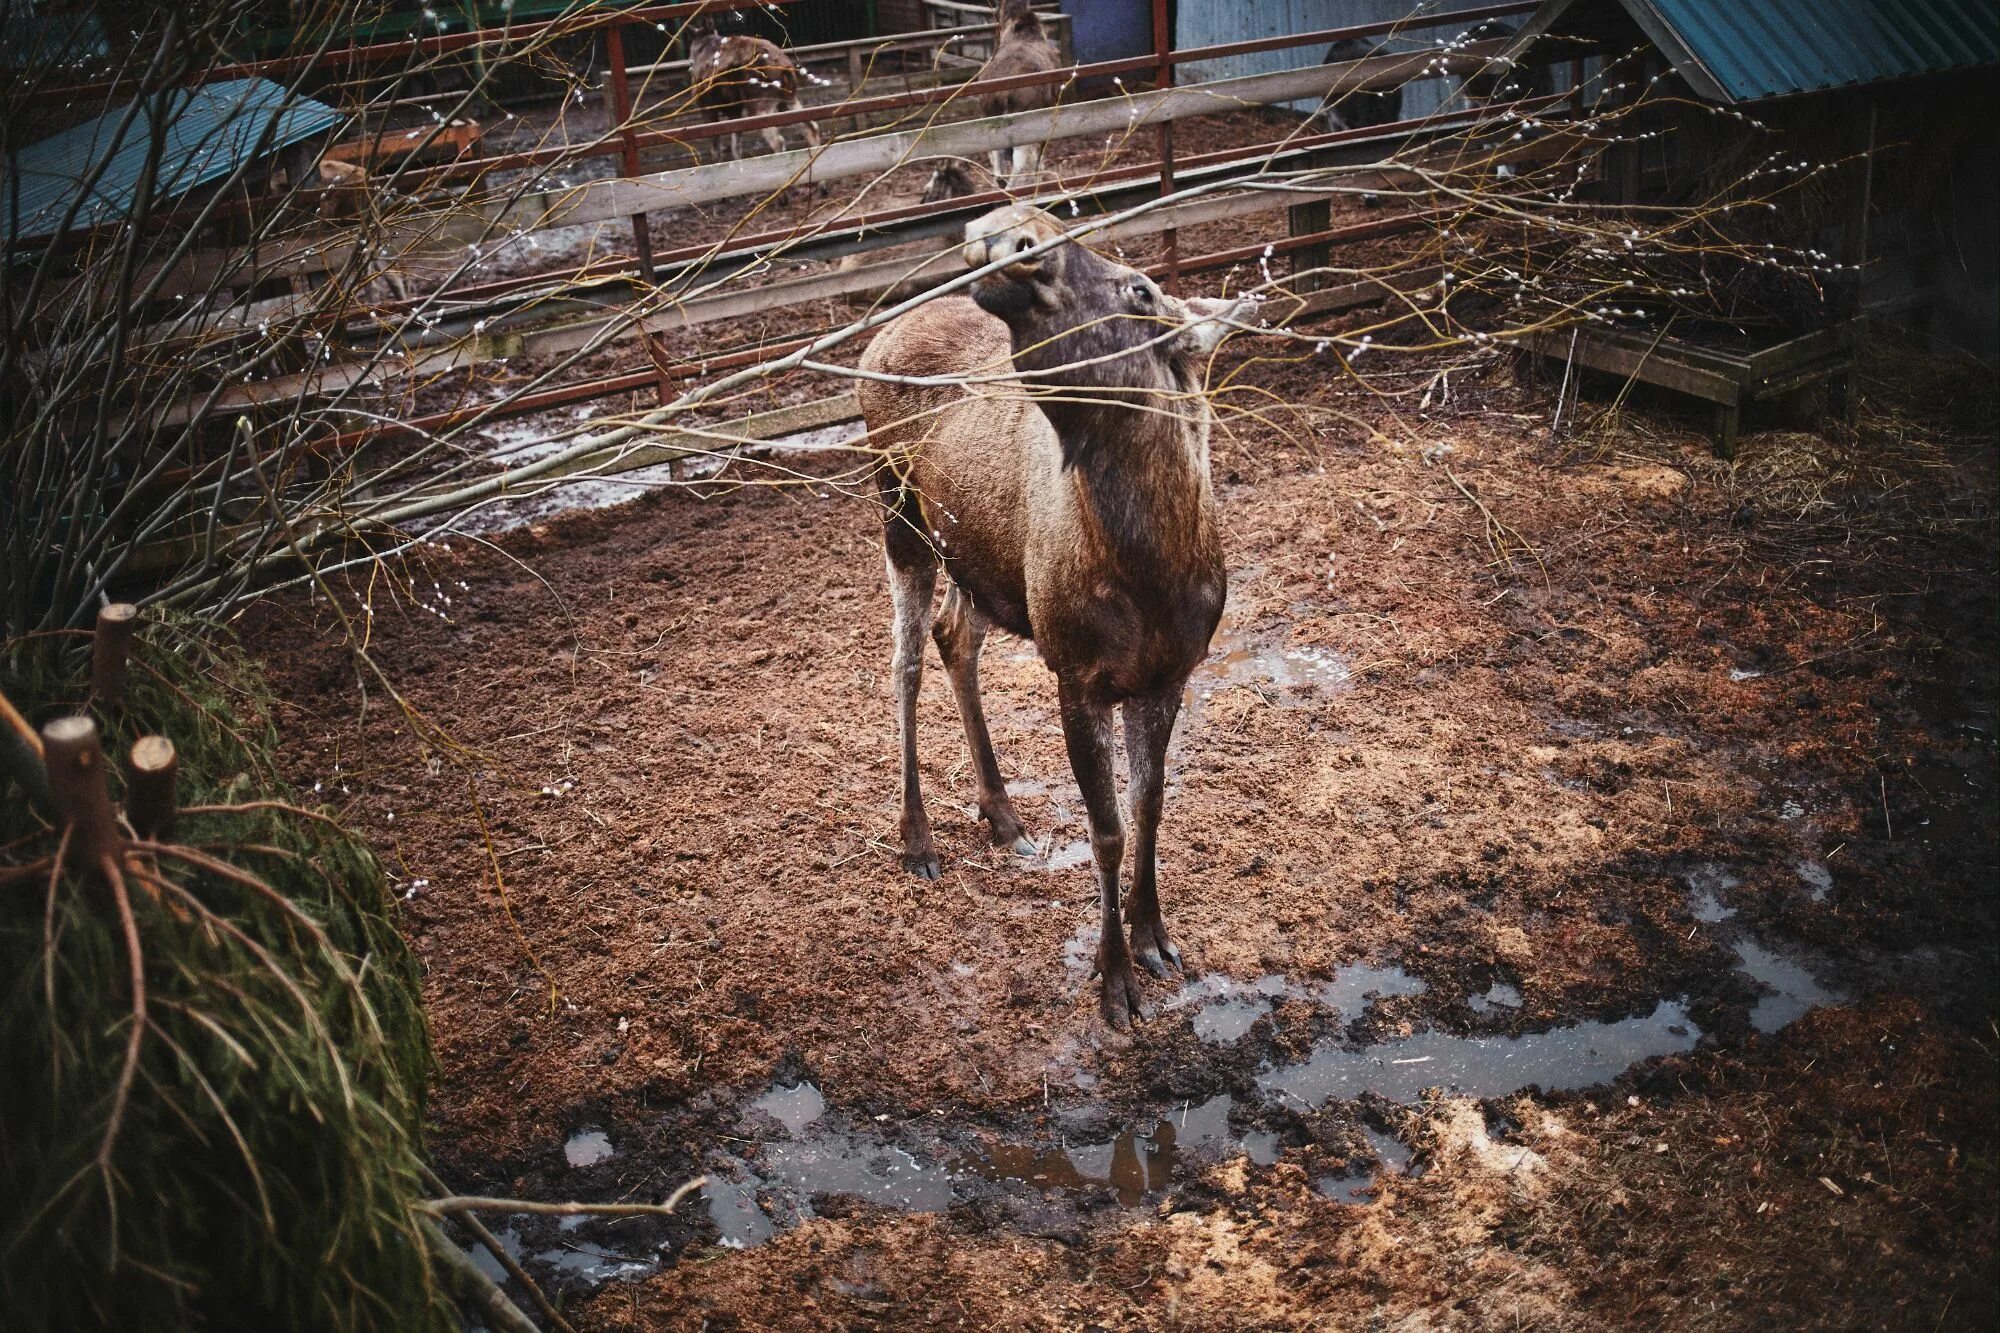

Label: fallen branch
[422,1175,708,1221]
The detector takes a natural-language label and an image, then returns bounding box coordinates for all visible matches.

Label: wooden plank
[137,178,1422,430]
[1742,318,1863,382]
[1518,328,1741,403]
[496,47,1496,235]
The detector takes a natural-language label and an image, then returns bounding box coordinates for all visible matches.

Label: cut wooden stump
[92,603,139,710]
[41,715,122,874]
[126,736,179,842]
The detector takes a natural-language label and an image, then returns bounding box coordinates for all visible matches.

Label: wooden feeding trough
[319,117,486,172]
[1516,318,1864,457]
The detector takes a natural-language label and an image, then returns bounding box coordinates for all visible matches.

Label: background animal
[1317,37,1404,133]
[857,206,1254,1027]
[974,0,1060,190]
[687,14,823,164]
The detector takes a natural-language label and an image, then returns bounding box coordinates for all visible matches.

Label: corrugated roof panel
[1637,0,2000,102]
[3,77,340,242]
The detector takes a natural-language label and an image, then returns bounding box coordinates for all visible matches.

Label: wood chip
[1819,1176,1844,1196]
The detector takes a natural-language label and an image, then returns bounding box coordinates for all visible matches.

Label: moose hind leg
[1122,689,1186,976]
[886,553,940,878]
[1009,142,1043,189]
[1058,676,1143,1029]
[933,585,1034,856]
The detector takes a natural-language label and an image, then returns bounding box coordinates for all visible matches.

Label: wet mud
[255,326,1998,1327]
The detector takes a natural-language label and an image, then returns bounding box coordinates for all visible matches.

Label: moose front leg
[1122,689,1185,977]
[1059,676,1144,1029]
[886,554,940,878]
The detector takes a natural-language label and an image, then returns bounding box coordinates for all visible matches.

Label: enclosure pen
[3,0,1993,1327]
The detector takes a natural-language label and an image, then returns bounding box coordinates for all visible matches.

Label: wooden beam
[498,48,1494,236]
[138,175,1425,430]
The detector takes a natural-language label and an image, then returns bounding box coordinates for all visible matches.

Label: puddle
[1190,609,1351,703]
[733,1083,951,1224]
[1683,863,1741,922]
[550,938,1849,1270]
[1167,965,1420,1044]
[564,1130,613,1168]
[1167,973,1292,1043]
[1733,940,1845,1034]
[753,1081,826,1135]
[428,419,866,536]
[1262,999,1700,1108]
[1795,859,1833,902]
[1041,839,1095,871]
[962,1093,1236,1206]
[531,1242,657,1283]
[468,1225,523,1284]
[705,1173,776,1249]
[1320,963,1427,1024]
[1467,982,1522,1013]
[1314,1126,1413,1202]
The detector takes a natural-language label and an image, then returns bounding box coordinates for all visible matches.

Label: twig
[423,1176,708,1220]
[421,1164,576,1333]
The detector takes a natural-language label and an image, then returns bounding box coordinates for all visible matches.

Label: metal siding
[1068,0,1153,63]
[1643,0,2000,102]
[1174,0,1554,116]
[4,78,340,243]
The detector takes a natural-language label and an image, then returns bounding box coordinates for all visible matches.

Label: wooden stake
[41,715,122,874]
[126,735,178,841]
[92,603,140,709]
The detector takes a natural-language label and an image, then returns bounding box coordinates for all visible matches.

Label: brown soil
[254,284,1997,1325]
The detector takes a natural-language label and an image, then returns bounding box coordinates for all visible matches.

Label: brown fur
[976,0,1060,189]
[860,206,1255,1027]
[687,27,823,164]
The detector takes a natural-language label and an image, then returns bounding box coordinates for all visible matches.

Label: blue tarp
[3,76,341,243]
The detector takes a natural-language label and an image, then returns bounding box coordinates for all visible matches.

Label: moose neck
[1049,391,1218,591]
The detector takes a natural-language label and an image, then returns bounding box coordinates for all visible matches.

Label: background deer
[974,0,1060,190]
[687,14,823,163]
[857,205,1254,1027]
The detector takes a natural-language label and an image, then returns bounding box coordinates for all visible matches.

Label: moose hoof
[902,850,941,880]
[1129,919,1184,978]
[1007,835,1039,859]
[1098,953,1149,1031]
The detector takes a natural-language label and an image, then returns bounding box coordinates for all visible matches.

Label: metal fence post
[605,20,674,406]
[1152,0,1179,293]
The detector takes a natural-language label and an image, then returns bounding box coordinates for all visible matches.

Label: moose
[857,206,1254,1027]
[687,13,823,164]
[974,0,1061,190]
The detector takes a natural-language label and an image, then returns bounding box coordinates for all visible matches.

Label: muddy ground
[256,267,1996,1326]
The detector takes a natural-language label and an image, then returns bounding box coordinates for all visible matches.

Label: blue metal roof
[1626,0,2000,102]
[3,77,341,243]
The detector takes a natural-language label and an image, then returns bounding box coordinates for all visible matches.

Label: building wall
[1174,0,1536,115]
[1068,0,1153,63]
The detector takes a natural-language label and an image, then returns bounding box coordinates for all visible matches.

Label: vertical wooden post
[606,20,674,407]
[42,716,122,875]
[1289,163,1331,294]
[1151,0,1179,294]
[92,603,139,710]
[127,736,178,842]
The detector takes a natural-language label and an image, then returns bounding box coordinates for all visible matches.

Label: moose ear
[1174,295,1258,354]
